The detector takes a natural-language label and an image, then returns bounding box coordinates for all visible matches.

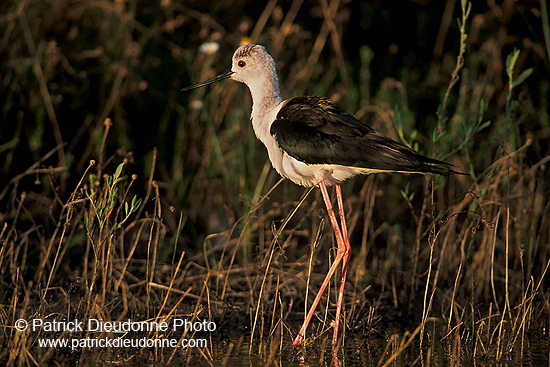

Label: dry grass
[1,0,549,365]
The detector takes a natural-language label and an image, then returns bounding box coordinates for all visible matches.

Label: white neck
[249,73,283,119]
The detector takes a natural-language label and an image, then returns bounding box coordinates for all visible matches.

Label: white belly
[280,152,372,186]
[251,100,374,187]
[264,138,367,187]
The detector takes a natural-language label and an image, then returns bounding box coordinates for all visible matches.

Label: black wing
[270,96,454,175]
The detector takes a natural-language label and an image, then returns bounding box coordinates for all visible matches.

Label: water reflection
[203,322,549,367]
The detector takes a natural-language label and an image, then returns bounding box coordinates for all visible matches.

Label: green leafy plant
[84,162,142,240]
[504,48,534,151]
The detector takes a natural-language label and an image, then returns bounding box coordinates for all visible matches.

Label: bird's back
[271,96,456,177]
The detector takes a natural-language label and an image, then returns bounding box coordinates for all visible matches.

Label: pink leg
[332,183,351,345]
[292,181,350,347]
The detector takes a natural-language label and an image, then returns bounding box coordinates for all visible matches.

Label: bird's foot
[291,334,304,348]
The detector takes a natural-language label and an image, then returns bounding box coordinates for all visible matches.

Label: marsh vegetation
[1,0,549,365]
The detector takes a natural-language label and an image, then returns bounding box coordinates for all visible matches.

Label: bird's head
[229,44,276,86]
[182,44,278,93]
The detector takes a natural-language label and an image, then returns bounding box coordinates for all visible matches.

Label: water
[201,322,550,367]
[50,320,549,366]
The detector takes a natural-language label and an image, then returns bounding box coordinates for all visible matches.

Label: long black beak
[181,71,234,92]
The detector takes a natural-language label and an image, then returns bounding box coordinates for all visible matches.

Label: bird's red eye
[238,60,246,67]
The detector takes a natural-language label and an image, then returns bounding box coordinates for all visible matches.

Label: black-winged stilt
[182,44,459,347]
